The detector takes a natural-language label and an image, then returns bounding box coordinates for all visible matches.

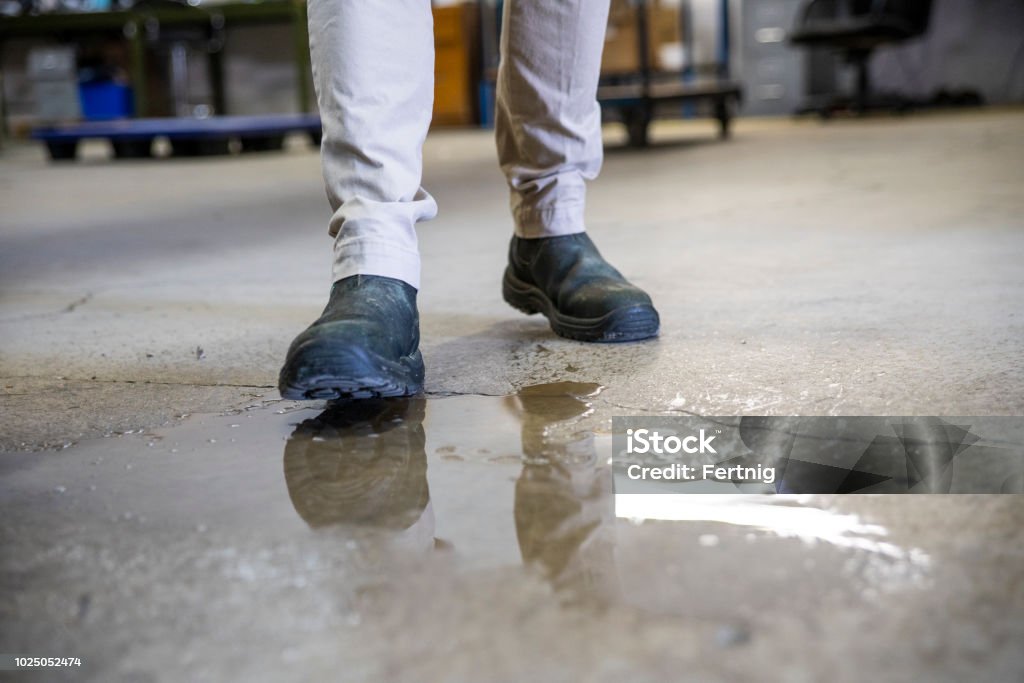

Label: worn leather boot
[502,234,659,342]
[278,275,424,400]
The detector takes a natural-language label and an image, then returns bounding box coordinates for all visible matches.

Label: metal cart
[597,0,742,147]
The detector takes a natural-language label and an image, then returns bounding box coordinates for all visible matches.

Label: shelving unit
[0,1,313,142]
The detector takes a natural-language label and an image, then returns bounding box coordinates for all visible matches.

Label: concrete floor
[1,110,1023,681]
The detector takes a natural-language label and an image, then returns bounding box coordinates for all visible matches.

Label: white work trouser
[308,0,611,289]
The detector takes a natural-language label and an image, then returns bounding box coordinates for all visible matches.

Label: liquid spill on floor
[2,383,1022,682]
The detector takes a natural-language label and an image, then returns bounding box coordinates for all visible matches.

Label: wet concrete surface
[2,111,1024,680]
[2,383,1022,681]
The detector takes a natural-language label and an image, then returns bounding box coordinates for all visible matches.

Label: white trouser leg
[309,0,437,289]
[495,0,611,239]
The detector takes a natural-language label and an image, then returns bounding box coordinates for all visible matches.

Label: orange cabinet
[432,3,479,126]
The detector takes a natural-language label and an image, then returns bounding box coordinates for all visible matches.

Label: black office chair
[791,0,933,117]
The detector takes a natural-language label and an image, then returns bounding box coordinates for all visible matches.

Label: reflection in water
[509,383,621,603]
[283,398,433,545]
[282,383,621,603]
[615,495,922,561]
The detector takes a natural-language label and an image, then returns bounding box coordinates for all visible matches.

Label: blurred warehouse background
[1,0,1022,156]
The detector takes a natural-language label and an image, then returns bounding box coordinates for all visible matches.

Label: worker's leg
[279,0,434,400]
[312,0,437,289]
[495,0,607,238]
[495,0,660,342]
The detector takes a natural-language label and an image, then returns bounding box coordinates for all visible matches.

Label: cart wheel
[171,137,231,157]
[240,135,285,153]
[112,139,154,159]
[46,141,78,162]
[715,97,734,140]
[624,107,650,148]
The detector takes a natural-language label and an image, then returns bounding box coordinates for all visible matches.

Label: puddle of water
[1,381,956,680]
[1,380,932,589]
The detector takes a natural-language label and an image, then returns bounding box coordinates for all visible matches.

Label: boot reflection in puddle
[510,383,622,605]
[283,398,434,551]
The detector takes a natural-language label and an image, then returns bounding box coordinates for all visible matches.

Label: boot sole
[502,268,659,343]
[278,341,424,400]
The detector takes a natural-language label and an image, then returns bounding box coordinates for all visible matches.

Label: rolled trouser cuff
[332,239,421,290]
[513,201,587,239]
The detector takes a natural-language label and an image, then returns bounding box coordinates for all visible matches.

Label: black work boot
[502,233,659,342]
[278,275,424,400]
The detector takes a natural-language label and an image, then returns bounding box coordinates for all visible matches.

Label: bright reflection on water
[616,494,929,564]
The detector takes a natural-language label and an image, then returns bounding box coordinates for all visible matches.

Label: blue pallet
[32,114,323,160]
